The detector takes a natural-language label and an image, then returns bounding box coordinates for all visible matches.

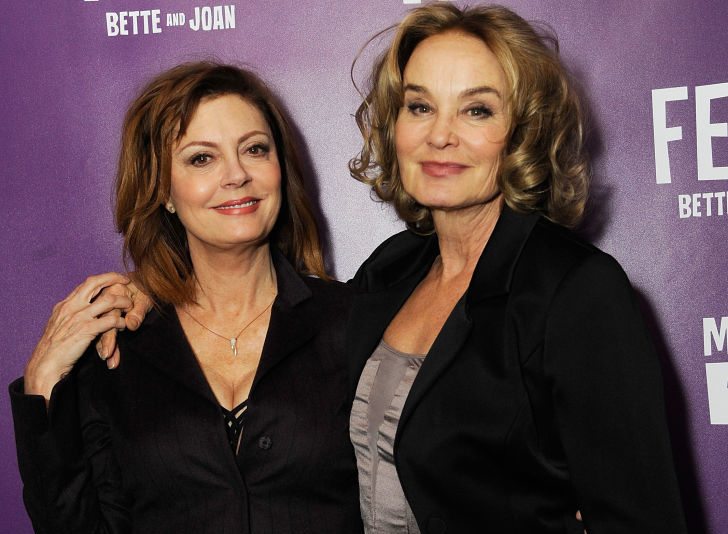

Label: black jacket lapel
[466,206,539,304]
[396,295,473,436]
[121,306,219,406]
[347,284,419,396]
[347,232,439,396]
[251,249,318,392]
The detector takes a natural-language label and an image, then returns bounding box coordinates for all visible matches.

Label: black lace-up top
[221,399,248,452]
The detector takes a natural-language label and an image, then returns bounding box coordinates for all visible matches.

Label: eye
[406,101,432,115]
[465,105,494,119]
[189,153,213,166]
[246,143,270,156]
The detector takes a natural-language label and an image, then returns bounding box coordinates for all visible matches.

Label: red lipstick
[212,197,260,215]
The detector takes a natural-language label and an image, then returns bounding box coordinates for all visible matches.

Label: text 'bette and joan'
[105,5,236,36]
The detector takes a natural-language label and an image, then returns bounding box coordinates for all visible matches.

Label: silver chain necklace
[180,295,276,357]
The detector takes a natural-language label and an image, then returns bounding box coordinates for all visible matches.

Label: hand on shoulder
[24,273,133,400]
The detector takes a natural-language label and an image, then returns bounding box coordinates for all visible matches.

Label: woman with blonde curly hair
[347,3,687,532]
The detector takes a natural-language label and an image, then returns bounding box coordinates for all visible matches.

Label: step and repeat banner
[1,1,726,532]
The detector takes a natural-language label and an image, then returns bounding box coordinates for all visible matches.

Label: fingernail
[97,348,108,360]
[107,359,117,370]
[129,317,140,329]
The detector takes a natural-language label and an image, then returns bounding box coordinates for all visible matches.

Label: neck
[431,196,503,279]
[188,242,277,316]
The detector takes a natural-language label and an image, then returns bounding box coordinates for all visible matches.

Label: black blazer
[11,251,363,534]
[347,207,687,534]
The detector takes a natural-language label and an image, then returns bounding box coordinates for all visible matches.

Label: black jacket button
[258,436,272,450]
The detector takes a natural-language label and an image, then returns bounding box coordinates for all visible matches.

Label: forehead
[183,94,271,135]
[402,31,506,94]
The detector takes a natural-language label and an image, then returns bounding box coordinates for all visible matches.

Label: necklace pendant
[230,338,237,357]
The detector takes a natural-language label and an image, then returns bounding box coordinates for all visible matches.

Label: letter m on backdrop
[704,317,728,356]
[704,317,728,424]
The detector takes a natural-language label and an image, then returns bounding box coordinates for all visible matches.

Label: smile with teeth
[216,200,258,210]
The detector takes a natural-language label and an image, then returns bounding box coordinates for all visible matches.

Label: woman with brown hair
[346,3,687,533]
[10,62,362,533]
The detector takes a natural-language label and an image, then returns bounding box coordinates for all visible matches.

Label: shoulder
[524,218,598,266]
[295,278,354,358]
[505,217,634,325]
[518,218,627,288]
[302,276,355,309]
[350,229,433,291]
[113,304,183,369]
[293,277,358,335]
[358,229,427,266]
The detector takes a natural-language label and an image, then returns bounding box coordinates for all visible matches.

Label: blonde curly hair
[350,3,589,233]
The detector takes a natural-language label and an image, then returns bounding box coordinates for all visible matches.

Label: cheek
[265,165,283,200]
[270,166,283,191]
[170,172,214,208]
[264,167,283,217]
[468,133,506,170]
[394,118,418,163]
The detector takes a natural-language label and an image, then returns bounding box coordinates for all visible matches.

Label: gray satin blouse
[350,340,424,534]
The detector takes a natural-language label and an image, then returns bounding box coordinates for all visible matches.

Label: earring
[166,202,176,214]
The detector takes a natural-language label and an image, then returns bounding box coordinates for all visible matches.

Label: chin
[414,195,465,210]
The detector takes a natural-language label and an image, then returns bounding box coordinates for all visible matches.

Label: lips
[420,161,469,177]
[213,197,259,210]
[211,197,261,215]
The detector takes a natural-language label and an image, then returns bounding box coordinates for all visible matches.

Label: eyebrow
[403,83,501,100]
[176,130,271,153]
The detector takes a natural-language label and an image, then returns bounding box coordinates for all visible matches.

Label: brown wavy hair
[349,3,589,233]
[115,62,327,306]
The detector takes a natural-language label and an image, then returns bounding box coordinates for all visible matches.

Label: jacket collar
[269,247,311,309]
[466,205,539,302]
[359,205,539,299]
[119,247,315,405]
[357,231,439,292]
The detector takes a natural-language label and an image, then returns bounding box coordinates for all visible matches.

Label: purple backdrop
[2,1,727,532]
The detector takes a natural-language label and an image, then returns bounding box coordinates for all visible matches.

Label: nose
[427,113,458,149]
[221,156,251,188]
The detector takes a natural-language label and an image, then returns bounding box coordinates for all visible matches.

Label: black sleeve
[9,353,131,533]
[544,252,687,533]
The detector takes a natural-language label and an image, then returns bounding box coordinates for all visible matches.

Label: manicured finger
[96,338,106,360]
[107,347,120,370]
[97,330,116,360]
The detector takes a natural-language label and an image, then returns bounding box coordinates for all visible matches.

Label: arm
[11,273,134,532]
[544,253,687,533]
[11,354,131,533]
